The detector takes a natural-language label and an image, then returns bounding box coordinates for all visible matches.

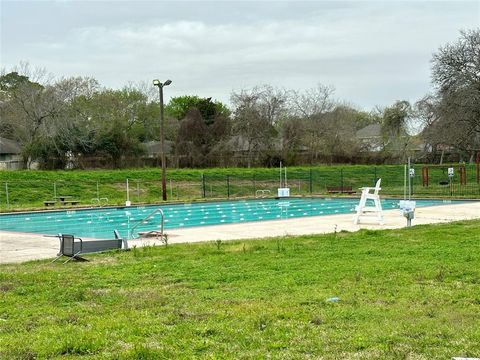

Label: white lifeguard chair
[353,178,384,225]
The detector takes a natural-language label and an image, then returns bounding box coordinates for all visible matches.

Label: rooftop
[0,137,21,155]
[356,123,382,139]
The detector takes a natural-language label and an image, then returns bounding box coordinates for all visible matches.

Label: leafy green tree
[166,95,230,125]
[77,88,150,166]
[0,71,40,92]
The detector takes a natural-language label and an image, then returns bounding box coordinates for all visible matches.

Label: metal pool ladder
[91,197,109,207]
[129,208,165,239]
[255,189,271,198]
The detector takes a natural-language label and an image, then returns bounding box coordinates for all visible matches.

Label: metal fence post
[309,169,313,195]
[340,168,344,190]
[202,174,206,198]
[227,175,230,198]
[5,182,9,209]
[411,166,414,196]
[126,178,130,205]
[137,181,141,202]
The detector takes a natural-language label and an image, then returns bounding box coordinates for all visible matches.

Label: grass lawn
[1,220,479,359]
[0,165,479,211]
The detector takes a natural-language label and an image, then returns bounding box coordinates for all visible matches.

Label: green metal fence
[0,165,479,212]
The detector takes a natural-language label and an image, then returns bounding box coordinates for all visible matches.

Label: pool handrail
[91,197,109,207]
[129,208,164,239]
[255,189,271,198]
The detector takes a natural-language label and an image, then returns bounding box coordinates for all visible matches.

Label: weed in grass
[0,283,14,292]
[61,314,80,325]
[131,244,156,257]
[310,316,323,326]
[60,288,87,302]
[425,307,436,318]
[201,328,217,337]
[24,319,38,332]
[257,316,268,331]
[435,266,446,282]
[276,238,284,252]
[251,244,266,252]
[162,233,169,247]
[214,239,222,251]
[415,272,426,283]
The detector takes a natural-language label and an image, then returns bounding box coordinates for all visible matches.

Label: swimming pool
[0,198,458,239]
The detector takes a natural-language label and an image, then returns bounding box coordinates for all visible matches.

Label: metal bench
[52,230,128,264]
[326,186,356,194]
[61,200,80,206]
[44,200,57,206]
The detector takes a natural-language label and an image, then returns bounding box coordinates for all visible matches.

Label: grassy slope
[0,165,479,211]
[1,220,479,359]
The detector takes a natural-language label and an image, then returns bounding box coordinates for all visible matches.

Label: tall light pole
[153,79,172,201]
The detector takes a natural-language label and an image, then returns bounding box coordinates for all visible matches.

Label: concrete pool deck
[1,201,479,264]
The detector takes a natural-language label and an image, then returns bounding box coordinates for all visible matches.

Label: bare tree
[231,85,289,124]
[176,108,208,167]
[0,70,64,167]
[286,84,336,162]
[230,86,288,167]
[427,29,480,160]
[125,80,158,103]
[289,83,335,118]
[278,116,306,163]
[11,61,53,85]
[44,77,101,161]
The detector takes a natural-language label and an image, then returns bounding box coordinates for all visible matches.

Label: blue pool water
[0,198,458,239]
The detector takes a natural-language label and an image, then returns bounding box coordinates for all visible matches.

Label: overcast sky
[1,0,479,110]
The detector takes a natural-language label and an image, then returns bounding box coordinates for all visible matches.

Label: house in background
[0,137,22,170]
[142,140,174,159]
[355,123,384,152]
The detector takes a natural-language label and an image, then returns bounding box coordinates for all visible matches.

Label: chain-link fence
[0,165,479,211]
[200,165,480,199]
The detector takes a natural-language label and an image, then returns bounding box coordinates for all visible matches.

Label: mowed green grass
[0,165,479,211]
[1,220,479,359]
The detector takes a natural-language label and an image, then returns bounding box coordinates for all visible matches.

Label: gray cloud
[1,0,479,109]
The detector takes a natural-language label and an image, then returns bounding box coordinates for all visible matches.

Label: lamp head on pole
[152,79,172,88]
